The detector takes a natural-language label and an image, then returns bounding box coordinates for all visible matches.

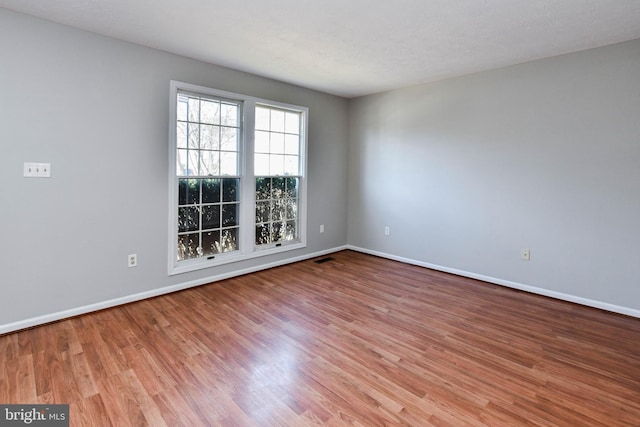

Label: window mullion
[241,100,256,254]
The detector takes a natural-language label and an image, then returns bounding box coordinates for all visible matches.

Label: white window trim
[168,80,308,275]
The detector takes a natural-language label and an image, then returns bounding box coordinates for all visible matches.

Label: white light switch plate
[24,162,51,178]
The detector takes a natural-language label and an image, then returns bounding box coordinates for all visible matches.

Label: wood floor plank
[151,384,218,427]
[33,350,52,398]
[16,354,37,403]
[72,394,114,427]
[1,250,639,425]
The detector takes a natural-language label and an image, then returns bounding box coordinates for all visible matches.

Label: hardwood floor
[1,250,639,426]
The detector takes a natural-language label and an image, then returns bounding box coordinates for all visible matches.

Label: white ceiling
[2,0,640,98]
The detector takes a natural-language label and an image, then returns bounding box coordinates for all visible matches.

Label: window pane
[256,224,271,245]
[270,109,285,132]
[200,124,219,150]
[255,178,271,200]
[255,200,271,223]
[255,153,269,176]
[271,222,283,242]
[177,122,187,148]
[188,150,199,176]
[284,134,299,155]
[269,154,284,176]
[178,178,199,205]
[188,123,199,149]
[255,130,270,153]
[220,152,237,175]
[255,106,270,130]
[221,127,238,151]
[177,95,188,121]
[221,103,238,126]
[202,178,221,203]
[270,132,285,154]
[285,220,297,240]
[285,177,298,198]
[200,100,218,124]
[222,203,239,227]
[254,171,299,246]
[221,228,238,252]
[272,200,285,221]
[284,155,299,175]
[200,150,220,176]
[188,97,199,122]
[285,112,300,134]
[222,178,239,202]
[178,233,200,260]
[286,199,298,220]
[253,105,302,178]
[202,230,221,255]
[178,206,200,232]
[176,149,189,176]
[202,205,220,230]
[272,177,285,198]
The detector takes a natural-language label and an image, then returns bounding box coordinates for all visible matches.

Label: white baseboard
[4,244,636,335]
[347,245,640,319]
[0,245,349,335]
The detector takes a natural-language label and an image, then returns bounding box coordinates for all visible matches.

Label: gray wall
[2,7,639,331]
[349,39,640,314]
[0,9,349,330]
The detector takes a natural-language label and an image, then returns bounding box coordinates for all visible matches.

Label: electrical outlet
[520,248,530,261]
[128,254,137,267]
[384,226,390,236]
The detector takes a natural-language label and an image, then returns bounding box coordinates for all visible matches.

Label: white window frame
[168,81,308,275]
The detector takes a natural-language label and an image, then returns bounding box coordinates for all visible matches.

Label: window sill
[168,241,306,276]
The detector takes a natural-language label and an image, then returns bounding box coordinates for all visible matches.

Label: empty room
[1,1,639,425]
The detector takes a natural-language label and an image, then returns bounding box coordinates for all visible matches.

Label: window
[169,81,307,274]
[254,105,302,247]
[255,177,299,245]
[177,177,239,260]
[176,94,241,260]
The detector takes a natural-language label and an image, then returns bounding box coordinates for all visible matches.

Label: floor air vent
[314,257,335,264]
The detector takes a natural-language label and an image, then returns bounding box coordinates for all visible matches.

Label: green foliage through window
[177,178,239,260]
[255,177,298,245]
